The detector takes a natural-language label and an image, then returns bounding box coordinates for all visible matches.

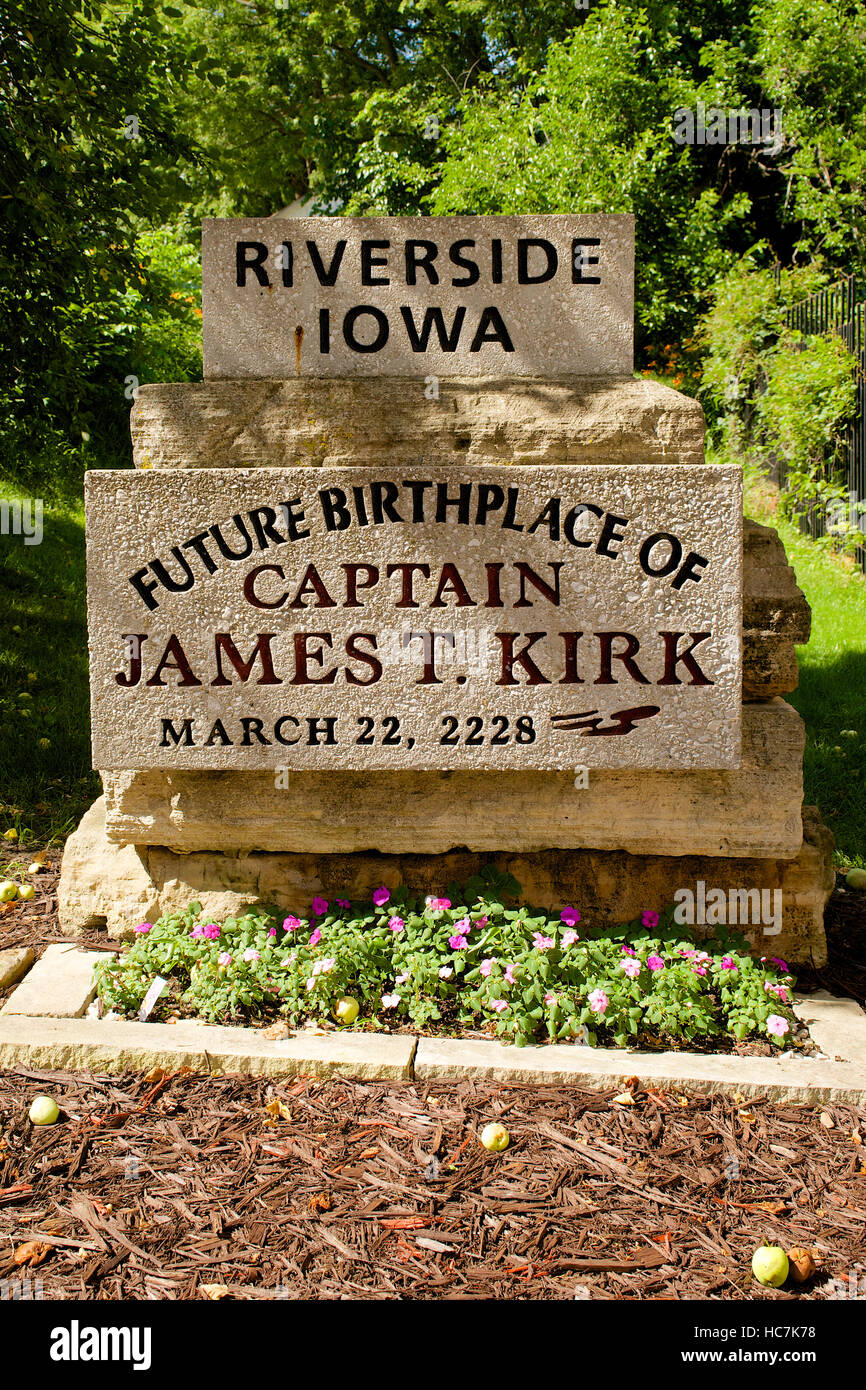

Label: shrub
[756,330,859,528]
[95,870,798,1051]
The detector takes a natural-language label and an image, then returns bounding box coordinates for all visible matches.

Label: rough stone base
[131,375,707,471]
[59,799,832,966]
[101,700,806,858]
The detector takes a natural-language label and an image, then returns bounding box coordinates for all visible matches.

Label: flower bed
[94,868,800,1051]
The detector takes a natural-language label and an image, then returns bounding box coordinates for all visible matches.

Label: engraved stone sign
[85,464,742,772]
[201,214,634,379]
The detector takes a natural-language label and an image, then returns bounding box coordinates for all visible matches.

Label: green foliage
[431,3,750,345]
[0,488,96,839]
[757,331,859,523]
[96,882,799,1051]
[699,259,825,432]
[755,0,866,267]
[0,0,200,472]
[699,253,859,545]
[171,0,586,218]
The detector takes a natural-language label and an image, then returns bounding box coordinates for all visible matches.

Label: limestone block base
[131,376,707,472]
[58,799,832,966]
[101,699,805,859]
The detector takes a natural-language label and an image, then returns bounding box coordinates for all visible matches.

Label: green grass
[0,481,98,840]
[743,489,866,869]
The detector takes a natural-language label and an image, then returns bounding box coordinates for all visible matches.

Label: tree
[0,0,198,471]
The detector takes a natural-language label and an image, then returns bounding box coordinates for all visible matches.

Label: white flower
[381,992,401,1009]
[395,971,409,985]
[438,966,453,980]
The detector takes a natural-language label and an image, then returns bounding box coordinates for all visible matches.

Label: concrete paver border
[0,949,863,1102]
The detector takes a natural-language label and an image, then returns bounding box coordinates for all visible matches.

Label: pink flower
[693,965,707,977]
[621,957,641,978]
[381,992,400,1009]
[474,916,489,929]
[621,945,636,956]
[544,992,559,1006]
[395,971,409,985]
[217,952,232,966]
[336,899,351,909]
[720,956,738,971]
[312,956,336,976]
[191,923,220,941]
[311,896,329,917]
[449,934,468,950]
[438,966,453,980]
[372,885,391,907]
[305,977,316,991]
[588,989,608,1015]
[561,929,579,947]
[532,933,555,950]
[769,956,789,973]
[308,927,322,947]
[268,927,277,936]
[504,963,518,986]
[454,916,471,933]
[388,915,405,934]
[767,1014,790,1038]
[560,906,580,927]
[242,948,260,963]
[641,909,660,929]
[765,982,789,1002]
[283,915,302,932]
[646,954,665,972]
[480,959,494,977]
[426,896,451,911]
[488,999,508,1013]
[134,922,152,934]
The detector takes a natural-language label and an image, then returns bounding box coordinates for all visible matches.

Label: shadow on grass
[789,646,866,869]
[0,499,99,838]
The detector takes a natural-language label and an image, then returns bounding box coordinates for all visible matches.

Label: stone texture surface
[58,797,832,965]
[130,376,707,472]
[742,518,811,698]
[412,1034,866,1104]
[0,947,34,991]
[793,990,866,1064]
[100,699,804,858]
[0,943,112,1018]
[0,1014,416,1079]
[86,463,743,773]
[0,1010,860,1101]
[202,215,634,378]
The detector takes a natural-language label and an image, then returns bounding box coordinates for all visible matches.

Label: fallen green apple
[480,1122,510,1152]
[29,1096,60,1126]
[333,997,360,1025]
[845,868,866,891]
[751,1245,789,1287]
[0,880,18,902]
[17,883,35,901]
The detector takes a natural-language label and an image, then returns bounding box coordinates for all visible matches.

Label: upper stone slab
[201,215,634,379]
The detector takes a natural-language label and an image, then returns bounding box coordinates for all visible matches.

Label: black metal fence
[775,272,866,570]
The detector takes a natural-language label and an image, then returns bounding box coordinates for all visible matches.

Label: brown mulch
[1,844,866,1301]
[0,1069,864,1301]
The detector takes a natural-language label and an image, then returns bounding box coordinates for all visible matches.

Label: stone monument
[60,214,833,966]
